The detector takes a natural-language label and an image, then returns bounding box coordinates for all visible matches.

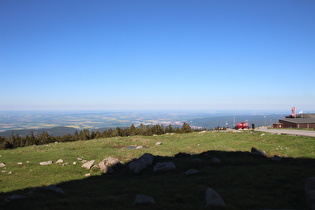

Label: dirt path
[256,127,315,138]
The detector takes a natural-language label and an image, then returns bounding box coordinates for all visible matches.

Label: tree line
[0,123,201,150]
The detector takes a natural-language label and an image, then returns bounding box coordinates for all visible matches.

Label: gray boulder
[42,185,65,194]
[251,147,268,157]
[133,194,155,205]
[211,157,221,164]
[81,160,95,169]
[39,161,53,166]
[56,159,63,164]
[129,153,154,174]
[0,163,5,167]
[156,142,162,146]
[4,194,27,202]
[271,155,283,161]
[102,157,120,167]
[153,161,176,172]
[185,169,199,175]
[205,187,226,208]
[98,161,114,174]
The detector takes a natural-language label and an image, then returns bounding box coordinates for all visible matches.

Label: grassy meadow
[1,130,315,209]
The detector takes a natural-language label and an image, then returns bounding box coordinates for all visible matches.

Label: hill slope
[0,131,314,209]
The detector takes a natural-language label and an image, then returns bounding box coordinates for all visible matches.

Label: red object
[236,122,249,129]
[291,107,296,117]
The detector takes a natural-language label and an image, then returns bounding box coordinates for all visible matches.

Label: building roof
[279,118,315,124]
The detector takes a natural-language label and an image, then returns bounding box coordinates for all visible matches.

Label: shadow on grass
[1,150,315,210]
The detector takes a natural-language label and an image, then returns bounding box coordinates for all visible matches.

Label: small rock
[17,162,23,165]
[99,164,113,174]
[62,163,69,167]
[0,163,5,167]
[205,187,226,208]
[81,160,95,169]
[211,157,221,164]
[81,160,87,163]
[156,142,162,146]
[77,158,83,161]
[153,162,176,172]
[185,169,199,175]
[26,161,30,163]
[271,155,283,161]
[251,147,268,157]
[191,158,202,163]
[73,162,77,165]
[56,159,64,164]
[39,161,53,166]
[84,173,91,177]
[129,153,154,174]
[4,194,27,202]
[42,185,65,194]
[102,157,120,167]
[8,171,12,174]
[136,146,144,149]
[54,141,59,143]
[260,133,266,136]
[133,194,155,205]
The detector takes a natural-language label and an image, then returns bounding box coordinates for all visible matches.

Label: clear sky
[1,0,315,112]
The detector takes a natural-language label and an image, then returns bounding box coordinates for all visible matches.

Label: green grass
[0,131,315,209]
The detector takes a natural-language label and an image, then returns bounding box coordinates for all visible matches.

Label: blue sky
[1,0,315,112]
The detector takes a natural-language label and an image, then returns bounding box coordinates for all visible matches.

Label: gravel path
[256,127,315,138]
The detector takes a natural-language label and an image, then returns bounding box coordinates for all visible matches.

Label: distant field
[0,130,314,209]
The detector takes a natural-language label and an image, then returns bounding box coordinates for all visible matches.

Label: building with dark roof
[279,118,315,129]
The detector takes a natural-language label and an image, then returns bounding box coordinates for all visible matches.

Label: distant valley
[0,110,286,138]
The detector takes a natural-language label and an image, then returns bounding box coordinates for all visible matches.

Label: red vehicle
[236,122,249,129]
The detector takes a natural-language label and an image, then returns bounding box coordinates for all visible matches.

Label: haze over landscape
[1,0,314,111]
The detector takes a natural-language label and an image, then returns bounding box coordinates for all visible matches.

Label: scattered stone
[199,130,207,134]
[26,161,30,163]
[129,153,154,174]
[260,133,266,136]
[84,173,91,177]
[271,155,283,161]
[8,171,12,174]
[81,160,95,169]
[81,160,87,163]
[205,187,226,208]
[17,162,23,165]
[153,161,176,172]
[156,142,162,146]
[102,157,120,167]
[133,194,155,205]
[77,158,83,161]
[250,147,268,157]
[211,157,221,164]
[39,161,53,166]
[136,146,145,149]
[191,158,202,163]
[0,163,5,167]
[62,163,69,167]
[98,164,113,174]
[185,169,199,175]
[42,185,65,194]
[54,141,59,144]
[56,159,64,164]
[4,194,27,202]
[73,162,77,165]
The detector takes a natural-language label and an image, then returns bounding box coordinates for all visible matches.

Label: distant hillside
[0,126,79,138]
[188,114,284,129]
